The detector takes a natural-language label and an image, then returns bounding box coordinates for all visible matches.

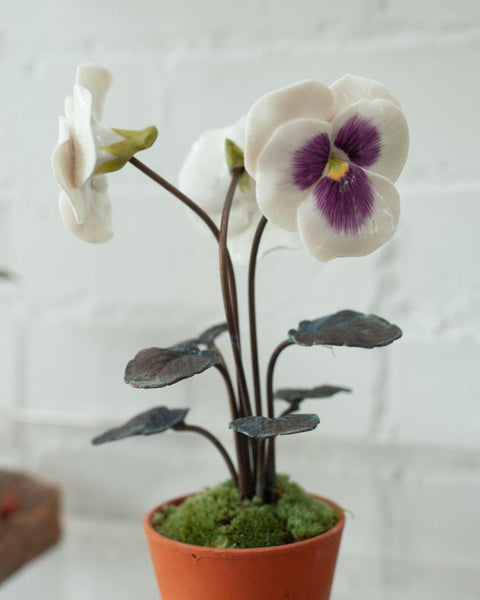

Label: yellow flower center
[327,158,349,181]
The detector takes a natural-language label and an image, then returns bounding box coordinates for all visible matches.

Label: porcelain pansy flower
[178,117,300,265]
[245,75,409,261]
[52,64,157,243]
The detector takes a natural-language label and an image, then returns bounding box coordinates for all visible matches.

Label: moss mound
[153,476,339,549]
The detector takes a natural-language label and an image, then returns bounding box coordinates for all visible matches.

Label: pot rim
[144,492,345,556]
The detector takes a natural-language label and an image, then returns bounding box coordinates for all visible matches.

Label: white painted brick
[0,301,19,410]
[25,317,193,416]
[379,186,480,341]
[391,469,480,568]
[1,0,384,59]
[334,553,480,600]
[386,341,480,447]
[0,420,20,467]
[380,0,480,25]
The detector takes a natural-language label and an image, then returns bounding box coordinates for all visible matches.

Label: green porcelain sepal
[96,125,158,174]
[225,138,250,192]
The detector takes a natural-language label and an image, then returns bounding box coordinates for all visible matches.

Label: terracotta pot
[144,493,345,600]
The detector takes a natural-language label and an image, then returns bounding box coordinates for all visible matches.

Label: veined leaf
[92,406,189,445]
[289,310,402,349]
[229,414,320,439]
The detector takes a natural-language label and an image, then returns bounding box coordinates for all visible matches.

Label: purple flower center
[292,132,330,190]
[313,164,374,234]
[334,115,382,168]
[290,128,376,234]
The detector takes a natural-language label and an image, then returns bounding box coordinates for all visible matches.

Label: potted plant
[52,64,408,599]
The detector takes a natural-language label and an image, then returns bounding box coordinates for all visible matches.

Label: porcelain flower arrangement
[52,63,407,520]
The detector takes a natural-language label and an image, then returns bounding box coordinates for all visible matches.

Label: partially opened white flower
[178,117,299,265]
[245,75,409,261]
[52,64,157,243]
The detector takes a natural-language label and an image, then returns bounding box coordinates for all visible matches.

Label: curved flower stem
[264,339,295,502]
[128,156,241,338]
[215,361,239,420]
[220,168,255,497]
[219,169,252,421]
[173,422,238,487]
[215,361,249,494]
[248,216,268,417]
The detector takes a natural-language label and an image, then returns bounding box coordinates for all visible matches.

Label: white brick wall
[1,0,479,598]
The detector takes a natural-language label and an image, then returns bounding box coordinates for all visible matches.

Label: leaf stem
[279,402,300,417]
[173,423,238,486]
[266,340,295,419]
[255,438,266,498]
[264,339,294,501]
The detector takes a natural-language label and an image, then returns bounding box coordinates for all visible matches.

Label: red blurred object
[0,491,21,517]
[0,471,61,583]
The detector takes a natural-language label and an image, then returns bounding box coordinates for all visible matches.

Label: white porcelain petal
[76,63,112,121]
[255,118,332,231]
[72,84,97,187]
[245,80,335,178]
[331,99,409,183]
[179,117,300,264]
[330,74,402,118]
[64,96,74,122]
[59,187,113,244]
[51,134,89,225]
[178,118,253,217]
[297,170,400,261]
[57,116,71,145]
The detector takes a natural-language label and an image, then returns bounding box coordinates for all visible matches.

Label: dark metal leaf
[196,323,228,345]
[229,414,320,439]
[92,406,189,445]
[288,310,402,349]
[275,385,351,403]
[125,343,220,389]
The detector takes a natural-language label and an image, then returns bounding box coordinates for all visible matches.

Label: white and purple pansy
[52,63,157,243]
[244,75,409,261]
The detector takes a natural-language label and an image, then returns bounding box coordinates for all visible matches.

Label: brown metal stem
[219,168,255,497]
[279,402,300,417]
[215,361,250,494]
[255,438,267,497]
[248,216,268,417]
[266,340,294,419]
[173,423,238,486]
[219,169,252,420]
[264,339,294,501]
[215,361,239,420]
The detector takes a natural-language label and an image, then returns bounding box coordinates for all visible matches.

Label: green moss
[153,476,339,549]
[276,477,339,540]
